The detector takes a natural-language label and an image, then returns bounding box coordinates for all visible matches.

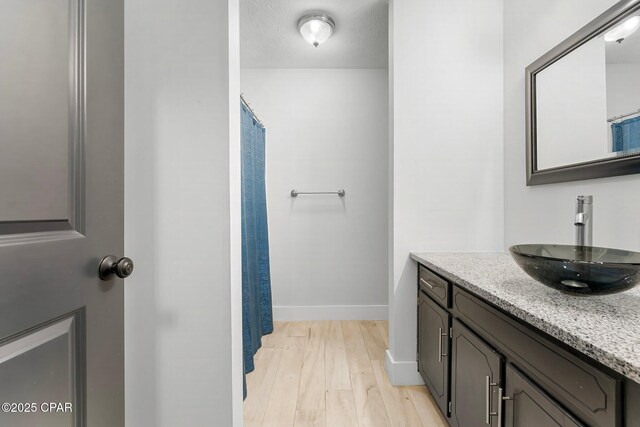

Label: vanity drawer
[451,286,621,427]
[418,265,450,308]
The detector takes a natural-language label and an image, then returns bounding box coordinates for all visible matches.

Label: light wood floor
[244,320,448,427]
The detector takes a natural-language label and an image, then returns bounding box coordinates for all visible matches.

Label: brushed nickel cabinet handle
[486,376,499,424]
[486,376,491,424]
[438,328,448,362]
[420,278,434,289]
[498,387,511,427]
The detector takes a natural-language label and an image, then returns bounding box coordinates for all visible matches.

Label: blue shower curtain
[241,101,273,399]
[612,116,640,153]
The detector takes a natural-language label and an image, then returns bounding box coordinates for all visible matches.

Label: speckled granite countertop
[410,252,640,383]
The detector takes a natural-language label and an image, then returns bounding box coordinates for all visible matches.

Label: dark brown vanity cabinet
[417,264,625,427]
[505,364,584,427]
[450,319,502,427]
[419,265,449,306]
[417,290,450,417]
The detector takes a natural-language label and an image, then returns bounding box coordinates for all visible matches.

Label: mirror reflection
[535,11,640,170]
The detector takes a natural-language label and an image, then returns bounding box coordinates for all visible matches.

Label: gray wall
[504,0,640,252]
[124,0,243,425]
[241,68,389,320]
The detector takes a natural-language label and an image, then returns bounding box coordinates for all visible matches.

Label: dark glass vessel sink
[509,244,640,295]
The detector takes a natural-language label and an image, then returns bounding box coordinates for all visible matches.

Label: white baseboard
[272,305,388,321]
[385,350,424,386]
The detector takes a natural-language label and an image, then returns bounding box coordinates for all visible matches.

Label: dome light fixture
[604,15,640,43]
[297,13,336,47]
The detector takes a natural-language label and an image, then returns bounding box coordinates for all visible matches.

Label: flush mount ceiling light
[297,13,335,47]
[604,15,640,43]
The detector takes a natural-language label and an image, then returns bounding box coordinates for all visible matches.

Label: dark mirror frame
[526,0,640,186]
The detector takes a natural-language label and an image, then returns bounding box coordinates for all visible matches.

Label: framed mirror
[526,0,640,185]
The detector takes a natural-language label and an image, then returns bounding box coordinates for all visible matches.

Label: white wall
[504,0,640,253]
[605,63,640,151]
[125,0,243,426]
[606,63,640,117]
[388,0,504,384]
[240,69,389,320]
[536,38,608,169]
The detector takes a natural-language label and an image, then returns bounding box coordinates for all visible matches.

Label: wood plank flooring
[244,321,448,427]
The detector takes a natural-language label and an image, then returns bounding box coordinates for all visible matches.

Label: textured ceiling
[240,0,389,69]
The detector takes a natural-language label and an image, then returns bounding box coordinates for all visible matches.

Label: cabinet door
[451,319,503,427]
[418,291,450,416]
[505,364,584,427]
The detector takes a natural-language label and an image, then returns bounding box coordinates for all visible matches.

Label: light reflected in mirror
[535,11,640,171]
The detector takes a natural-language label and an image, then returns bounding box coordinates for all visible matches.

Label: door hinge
[448,401,452,413]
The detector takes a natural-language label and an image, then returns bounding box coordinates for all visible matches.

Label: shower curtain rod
[607,108,640,123]
[241,94,264,127]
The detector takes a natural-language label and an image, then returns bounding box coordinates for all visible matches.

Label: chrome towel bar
[290,189,345,198]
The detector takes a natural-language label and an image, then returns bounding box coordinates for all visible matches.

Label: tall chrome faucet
[574,195,593,247]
